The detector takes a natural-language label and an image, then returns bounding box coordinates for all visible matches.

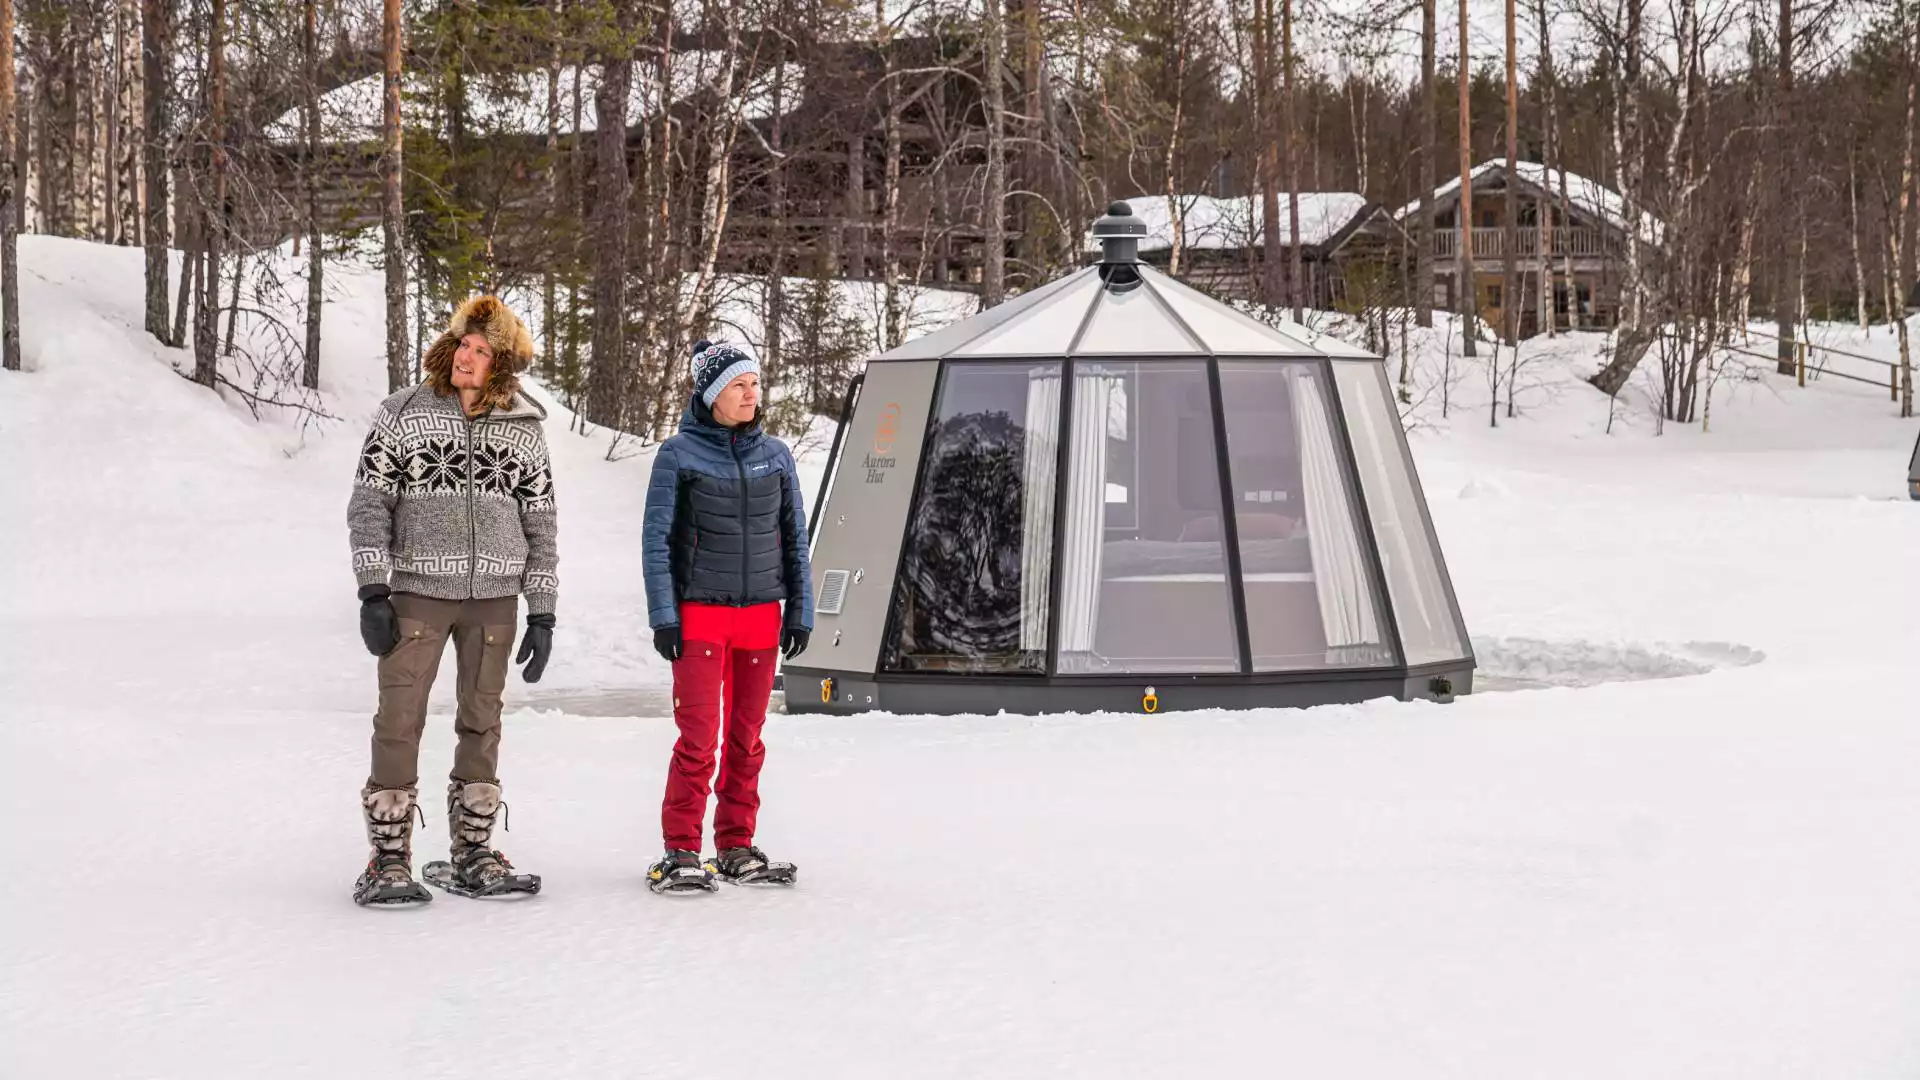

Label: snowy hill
[8,237,1920,1078]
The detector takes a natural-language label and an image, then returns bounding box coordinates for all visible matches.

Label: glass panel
[1332,361,1468,665]
[881,362,1061,673]
[1072,284,1204,354]
[1056,361,1240,674]
[1147,273,1319,354]
[953,272,1102,356]
[878,269,1092,359]
[1219,362,1392,671]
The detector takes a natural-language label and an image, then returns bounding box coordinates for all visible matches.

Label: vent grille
[817,569,851,615]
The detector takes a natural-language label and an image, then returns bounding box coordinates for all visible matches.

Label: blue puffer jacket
[642,396,813,632]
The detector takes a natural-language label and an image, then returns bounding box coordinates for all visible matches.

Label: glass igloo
[782,202,1472,715]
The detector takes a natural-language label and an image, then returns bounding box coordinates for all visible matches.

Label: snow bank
[9,237,1920,1077]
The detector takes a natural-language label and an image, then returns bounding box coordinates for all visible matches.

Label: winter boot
[353,784,431,906]
[420,780,541,898]
[706,844,797,887]
[647,848,718,894]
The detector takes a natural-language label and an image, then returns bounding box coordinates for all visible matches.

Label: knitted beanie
[689,339,761,408]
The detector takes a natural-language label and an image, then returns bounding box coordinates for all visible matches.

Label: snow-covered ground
[7,236,1920,1078]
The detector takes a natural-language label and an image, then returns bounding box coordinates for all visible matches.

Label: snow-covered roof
[267,57,802,144]
[1397,160,1663,245]
[1082,193,1375,255]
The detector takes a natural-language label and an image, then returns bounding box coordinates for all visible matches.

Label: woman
[641,339,813,893]
[346,295,558,905]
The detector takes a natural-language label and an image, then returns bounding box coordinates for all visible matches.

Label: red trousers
[662,601,782,852]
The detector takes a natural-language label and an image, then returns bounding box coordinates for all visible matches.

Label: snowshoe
[647,849,718,895]
[353,852,432,907]
[706,845,796,887]
[421,847,541,899]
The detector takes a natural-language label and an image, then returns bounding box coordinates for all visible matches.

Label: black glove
[358,583,399,656]
[516,613,555,683]
[781,627,810,660]
[653,625,683,663]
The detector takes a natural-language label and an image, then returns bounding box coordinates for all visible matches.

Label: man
[641,339,813,893]
[347,295,558,905]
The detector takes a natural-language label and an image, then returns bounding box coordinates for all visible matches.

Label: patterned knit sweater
[347,384,559,615]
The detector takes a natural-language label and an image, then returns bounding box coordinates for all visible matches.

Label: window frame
[875,354,1413,682]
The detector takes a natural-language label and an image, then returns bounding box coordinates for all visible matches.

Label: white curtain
[1019,371,1060,654]
[1058,369,1116,656]
[1292,369,1381,658]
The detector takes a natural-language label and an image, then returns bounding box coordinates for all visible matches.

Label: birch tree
[1,0,18,372]
[381,0,406,392]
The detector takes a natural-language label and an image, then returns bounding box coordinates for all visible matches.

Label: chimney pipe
[1092,200,1147,291]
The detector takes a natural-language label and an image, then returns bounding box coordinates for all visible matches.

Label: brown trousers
[368,592,518,791]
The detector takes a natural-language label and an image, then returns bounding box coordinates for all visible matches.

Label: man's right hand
[653,625,682,663]
[359,584,400,656]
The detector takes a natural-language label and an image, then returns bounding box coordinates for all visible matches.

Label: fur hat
[689,339,761,408]
[423,295,536,411]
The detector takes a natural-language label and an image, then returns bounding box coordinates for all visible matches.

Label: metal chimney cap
[1091,200,1147,238]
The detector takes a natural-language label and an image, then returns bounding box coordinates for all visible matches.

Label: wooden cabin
[1089,193,1406,311]
[260,36,1030,294]
[1397,160,1657,337]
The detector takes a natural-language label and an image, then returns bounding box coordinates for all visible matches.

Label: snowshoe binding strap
[709,845,797,886]
[648,850,718,894]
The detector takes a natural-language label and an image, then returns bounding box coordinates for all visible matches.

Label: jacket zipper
[732,432,749,600]
[466,412,478,598]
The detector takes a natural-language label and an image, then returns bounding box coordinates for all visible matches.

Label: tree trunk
[1015,0,1043,285]
[172,170,191,348]
[880,0,903,347]
[1586,0,1651,397]
[1502,0,1518,347]
[1774,0,1798,374]
[764,30,788,386]
[1164,22,1187,278]
[982,0,1007,306]
[302,0,322,390]
[1850,142,1869,329]
[565,58,584,420]
[141,0,169,343]
[541,0,561,380]
[1535,0,1560,336]
[193,0,226,388]
[75,7,101,242]
[1282,0,1301,319]
[15,39,29,237]
[1736,168,1757,332]
[381,0,407,392]
[222,250,242,357]
[1456,0,1476,357]
[1256,0,1280,306]
[680,0,742,338]
[583,11,633,429]
[1898,9,1917,418]
[1415,0,1435,329]
[114,0,139,247]
[0,0,17,371]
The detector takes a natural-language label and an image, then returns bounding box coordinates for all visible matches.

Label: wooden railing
[1430,227,1617,259]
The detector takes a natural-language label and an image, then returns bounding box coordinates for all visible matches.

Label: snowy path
[8,236,1920,1077]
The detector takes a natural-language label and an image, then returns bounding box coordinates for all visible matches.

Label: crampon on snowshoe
[353,854,432,907]
[421,851,541,899]
[648,849,718,895]
[706,845,796,887]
